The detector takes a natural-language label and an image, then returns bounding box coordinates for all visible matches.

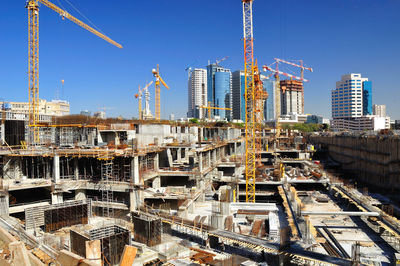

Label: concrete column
[153,176,161,189]
[129,190,137,211]
[177,148,182,163]
[0,122,4,144]
[45,158,51,179]
[51,193,63,204]
[198,152,203,173]
[184,148,189,162]
[74,158,79,180]
[154,153,159,171]
[131,156,140,185]
[207,151,211,168]
[53,155,60,183]
[75,189,86,200]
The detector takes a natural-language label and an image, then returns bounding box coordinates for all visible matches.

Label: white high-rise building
[331,73,368,118]
[187,68,207,118]
[373,104,386,117]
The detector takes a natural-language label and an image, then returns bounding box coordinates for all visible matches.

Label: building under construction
[280,80,304,115]
[0,113,399,265]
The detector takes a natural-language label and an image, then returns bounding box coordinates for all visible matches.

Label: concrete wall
[310,135,400,190]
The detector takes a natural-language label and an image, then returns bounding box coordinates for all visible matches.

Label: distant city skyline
[1,1,400,120]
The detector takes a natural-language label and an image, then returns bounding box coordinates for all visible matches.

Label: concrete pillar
[153,176,161,189]
[131,156,140,185]
[129,190,137,211]
[0,122,4,144]
[207,151,211,168]
[177,148,182,163]
[53,155,60,183]
[74,158,79,180]
[166,149,173,167]
[51,193,63,204]
[154,153,159,171]
[184,148,189,162]
[75,189,86,200]
[198,152,203,173]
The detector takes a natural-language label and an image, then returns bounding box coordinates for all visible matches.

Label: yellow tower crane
[152,65,169,120]
[199,101,232,120]
[135,81,153,120]
[26,0,122,144]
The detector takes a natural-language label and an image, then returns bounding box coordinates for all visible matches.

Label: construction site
[1,0,400,266]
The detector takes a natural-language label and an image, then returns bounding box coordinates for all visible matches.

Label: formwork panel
[44,200,89,232]
[88,225,131,266]
[132,213,161,246]
[70,229,90,258]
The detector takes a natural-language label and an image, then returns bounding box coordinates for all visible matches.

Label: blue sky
[1,0,400,119]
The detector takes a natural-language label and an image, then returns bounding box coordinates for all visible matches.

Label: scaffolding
[100,157,114,218]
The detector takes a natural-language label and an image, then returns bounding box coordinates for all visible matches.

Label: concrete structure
[207,64,232,120]
[331,73,368,119]
[187,68,207,118]
[373,104,386,117]
[0,99,70,116]
[279,112,308,124]
[263,79,275,121]
[93,111,105,119]
[280,80,303,115]
[331,115,390,131]
[232,70,245,121]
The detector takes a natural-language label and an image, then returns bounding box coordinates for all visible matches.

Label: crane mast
[242,0,256,203]
[152,65,169,120]
[26,0,122,144]
[27,0,40,143]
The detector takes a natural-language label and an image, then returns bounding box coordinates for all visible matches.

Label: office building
[264,79,275,121]
[187,68,207,118]
[0,99,70,116]
[331,73,368,118]
[232,70,245,121]
[207,64,232,120]
[280,80,303,115]
[331,115,390,131]
[331,74,391,131]
[373,104,386,117]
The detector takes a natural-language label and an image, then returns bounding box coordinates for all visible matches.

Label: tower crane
[262,59,312,139]
[135,81,153,120]
[152,65,170,120]
[26,0,122,144]
[199,101,232,120]
[272,58,312,113]
[214,56,229,66]
[242,0,262,203]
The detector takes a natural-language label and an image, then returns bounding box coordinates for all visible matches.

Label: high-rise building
[232,70,245,121]
[373,104,386,117]
[187,68,207,118]
[332,73,368,118]
[207,64,232,120]
[280,80,304,115]
[363,81,372,115]
[263,79,275,121]
[0,99,70,116]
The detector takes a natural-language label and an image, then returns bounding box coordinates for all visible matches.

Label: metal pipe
[301,211,380,216]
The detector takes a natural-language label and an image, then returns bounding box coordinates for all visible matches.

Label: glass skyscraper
[363,81,372,115]
[206,64,232,120]
[263,79,275,121]
[232,70,245,121]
